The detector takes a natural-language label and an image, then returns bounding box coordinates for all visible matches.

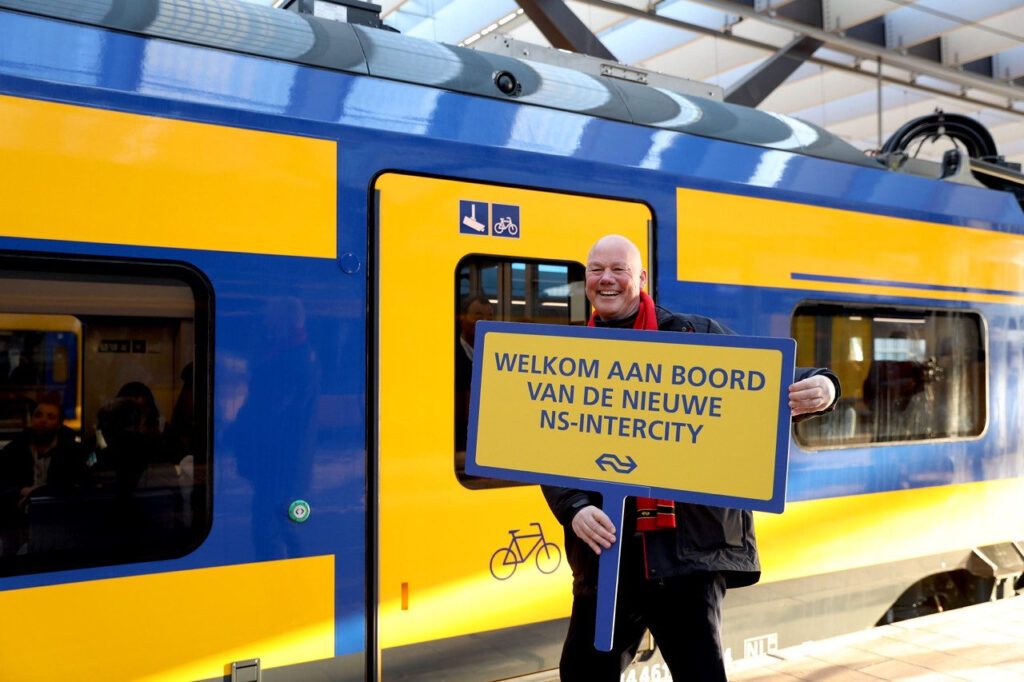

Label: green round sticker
[288,500,311,523]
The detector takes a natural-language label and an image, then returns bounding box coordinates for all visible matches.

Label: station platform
[728,596,1024,681]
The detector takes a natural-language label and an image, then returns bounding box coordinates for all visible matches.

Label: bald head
[587,235,643,268]
[585,234,648,321]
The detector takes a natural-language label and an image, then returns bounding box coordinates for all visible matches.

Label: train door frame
[369,171,653,681]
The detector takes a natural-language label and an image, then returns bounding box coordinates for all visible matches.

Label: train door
[373,173,651,678]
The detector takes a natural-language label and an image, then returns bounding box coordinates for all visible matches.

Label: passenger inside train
[0,263,209,574]
[0,392,88,557]
[454,294,495,456]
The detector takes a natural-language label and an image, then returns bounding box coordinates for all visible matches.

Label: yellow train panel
[757,478,1024,583]
[0,95,336,258]
[376,173,651,649]
[677,187,1024,303]
[0,556,334,681]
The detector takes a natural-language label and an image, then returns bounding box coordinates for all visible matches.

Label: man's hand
[571,505,617,555]
[789,375,836,416]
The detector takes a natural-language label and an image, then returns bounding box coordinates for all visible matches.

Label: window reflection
[0,260,209,575]
[793,304,986,448]
[454,256,587,488]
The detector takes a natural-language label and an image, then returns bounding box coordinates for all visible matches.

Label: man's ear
[640,269,648,290]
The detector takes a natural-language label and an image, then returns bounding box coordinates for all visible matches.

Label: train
[0,1,1022,680]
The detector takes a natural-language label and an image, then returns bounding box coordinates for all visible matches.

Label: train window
[455,256,587,488]
[792,303,986,448]
[0,256,211,575]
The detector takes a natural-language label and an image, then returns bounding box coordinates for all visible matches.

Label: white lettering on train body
[743,633,779,658]
[620,662,671,682]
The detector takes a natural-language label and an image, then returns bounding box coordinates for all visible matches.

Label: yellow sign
[467,322,795,511]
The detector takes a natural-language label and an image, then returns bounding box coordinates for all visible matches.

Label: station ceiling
[250,0,1024,166]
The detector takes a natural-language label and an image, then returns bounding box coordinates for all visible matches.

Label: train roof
[0,0,882,170]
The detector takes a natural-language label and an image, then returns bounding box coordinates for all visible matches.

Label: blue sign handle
[594,490,628,651]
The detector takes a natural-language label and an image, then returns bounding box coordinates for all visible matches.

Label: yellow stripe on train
[0,95,336,258]
[756,478,1024,583]
[0,556,334,681]
[677,187,1024,303]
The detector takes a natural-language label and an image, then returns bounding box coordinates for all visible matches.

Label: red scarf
[589,292,676,531]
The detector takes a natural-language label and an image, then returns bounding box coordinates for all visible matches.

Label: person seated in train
[96,382,178,496]
[0,392,88,556]
[454,294,494,455]
[95,382,188,542]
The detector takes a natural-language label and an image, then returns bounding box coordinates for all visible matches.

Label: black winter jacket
[541,305,840,595]
[0,426,88,521]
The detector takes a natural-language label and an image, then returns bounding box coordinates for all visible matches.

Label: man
[542,235,840,682]
[0,393,87,556]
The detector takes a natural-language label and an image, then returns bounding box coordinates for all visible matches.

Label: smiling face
[585,235,647,322]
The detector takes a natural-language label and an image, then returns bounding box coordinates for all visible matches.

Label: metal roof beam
[843,16,884,46]
[995,45,1024,82]
[820,0,890,33]
[941,7,1024,66]
[963,57,993,79]
[515,0,616,59]
[568,0,1024,116]
[883,0,1022,50]
[666,0,1024,101]
[774,0,821,27]
[398,0,518,43]
[908,38,941,63]
[724,35,823,106]
[379,0,410,16]
[575,0,796,51]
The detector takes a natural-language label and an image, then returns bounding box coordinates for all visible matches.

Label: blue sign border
[465,320,796,514]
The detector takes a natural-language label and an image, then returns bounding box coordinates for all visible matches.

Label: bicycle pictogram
[493,216,519,236]
[489,522,562,580]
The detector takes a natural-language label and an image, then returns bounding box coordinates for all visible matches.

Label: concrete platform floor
[728,596,1024,681]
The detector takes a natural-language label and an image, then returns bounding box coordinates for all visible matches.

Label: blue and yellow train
[1,1,1022,680]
